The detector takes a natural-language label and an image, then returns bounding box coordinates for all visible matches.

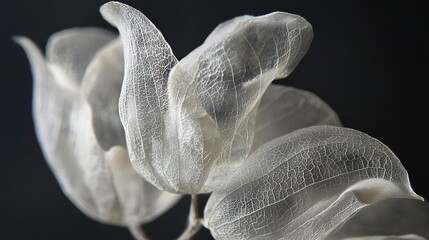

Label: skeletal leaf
[81,38,126,150]
[16,31,180,226]
[252,84,341,153]
[168,11,314,193]
[101,1,315,193]
[328,198,429,240]
[204,126,422,240]
[46,28,115,86]
[100,1,180,192]
[340,234,426,240]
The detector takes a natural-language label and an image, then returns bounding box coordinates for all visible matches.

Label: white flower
[98,3,422,239]
[16,29,180,226]
[204,126,423,239]
[100,1,341,194]
[18,2,424,239]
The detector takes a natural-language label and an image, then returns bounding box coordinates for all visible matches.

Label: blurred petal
[204,126,422,240]
[106,146,181,224]
[100,2,179,191]
[68,96,118,222]
[17,36,181,226]
[251,84,341,152]
[46,28,115,86]
[340,234,426,240]
[168,11,313,193]
[16,36,100,219]
[328,198,429,240]
[81,38,126,150]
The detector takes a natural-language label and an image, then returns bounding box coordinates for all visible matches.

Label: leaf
[251,84,341,153]
[81,38,126,150]
[327,198,429,240]
[46,28,115,86]
[100,1,180,191]
[340,234,426,240]
[101,1,315,193]
[106,146,182,224]
[16,33,181,226]
[167,11,314,193]
[204,126,422,240]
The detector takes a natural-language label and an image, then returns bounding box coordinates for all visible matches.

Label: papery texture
[340,234,426,240]
[17,30,180,225]
[252,84,341,152]
[328,198,429,240]
[81,38,126,150]
[101,1,320,193]
[100,1,180,192]
[204,126,422,240]
[46,28,115,86]
[167,11,314,193]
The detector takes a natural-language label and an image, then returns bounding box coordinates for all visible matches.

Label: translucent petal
[101,2,314,194]
[204,126,422,240]
[46,28,115,86]
[252,84,341,152]
[328,198,429,240]
[340,234,426,240]
[17,36,181,226]
[167,11,313,193]
[100,2,179,191]
[81,38,126,150]
[106,146,181,224]
[15,37,87,204]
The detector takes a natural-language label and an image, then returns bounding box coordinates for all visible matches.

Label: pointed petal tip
[14,35,46,72]
[12,35,25,44]
[13,35,35,51]
[100,1,121,10]
[100,1,126,26]
[257,11,313,34]
[13,36,35,57]
[410,190,425,202]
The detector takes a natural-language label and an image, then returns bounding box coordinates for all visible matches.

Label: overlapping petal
[168,10,314,193]
[46,28,115,86]
[100,1,180,192]
[340,234,426,240]
[16,29,180,226]
[204,126,422,240]
[18,2,424,239]
[329,198,429,239]
[101,1,325,194]
[252,84,341,152]
[81,38,126,150]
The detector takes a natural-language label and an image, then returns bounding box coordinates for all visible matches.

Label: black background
[0,0,428,239]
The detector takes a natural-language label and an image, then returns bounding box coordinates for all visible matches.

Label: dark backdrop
[0,0,427,239]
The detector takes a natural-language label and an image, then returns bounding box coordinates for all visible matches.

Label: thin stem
[189,194,199,221]
[177,195,204,240]
[177,220,202,240]
[128,224,150,240]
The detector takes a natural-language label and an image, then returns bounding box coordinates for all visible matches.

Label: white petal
[167,11,313,193]
[17,36,181,226]
[106,146,181,224]
[100,2,179,191]
[340,234,426,240]
[68,97,118,222]
[251,84,341,152]
[15,36,96,219]
[101,3,314,194]
[46,28,115,87]
[204,126,422,240]
[81,38,126,150]
[328,198,429,240]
